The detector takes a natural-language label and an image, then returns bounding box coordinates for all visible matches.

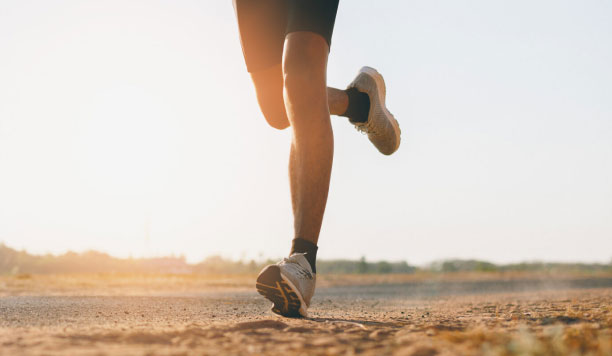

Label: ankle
[290,238,318,273]
[341,87,370,123]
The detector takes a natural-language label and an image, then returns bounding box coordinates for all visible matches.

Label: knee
[256,92,290,130]
[282,34,328,101]
[282,57,325,101]
[282,55,328,131]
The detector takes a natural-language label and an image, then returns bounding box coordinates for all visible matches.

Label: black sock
[290,238,318,273]
[341,87,370,124]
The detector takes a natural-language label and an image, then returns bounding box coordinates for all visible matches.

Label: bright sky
[0,0,611,265]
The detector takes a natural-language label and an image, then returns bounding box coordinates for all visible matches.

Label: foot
[348,66,401,155]
[255,253,316,318]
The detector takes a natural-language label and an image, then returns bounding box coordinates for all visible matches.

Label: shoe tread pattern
[256,265,302,318]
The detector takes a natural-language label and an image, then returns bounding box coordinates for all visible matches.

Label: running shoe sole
[256,265,306,318]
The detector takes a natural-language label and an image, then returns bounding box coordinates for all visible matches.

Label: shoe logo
[297,269,313,280]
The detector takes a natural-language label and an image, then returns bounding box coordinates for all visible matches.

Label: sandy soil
[1,274,611,355]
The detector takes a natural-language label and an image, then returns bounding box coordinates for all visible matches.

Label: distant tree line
[1,243,610,275]
[428,259,612,274]
[318,257,417,274]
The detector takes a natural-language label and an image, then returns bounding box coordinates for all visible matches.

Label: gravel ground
[1,274,611,355]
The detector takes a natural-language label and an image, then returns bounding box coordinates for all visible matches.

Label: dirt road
[1,274,611,355]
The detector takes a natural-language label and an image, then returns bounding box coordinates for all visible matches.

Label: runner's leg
[283,32,333,245]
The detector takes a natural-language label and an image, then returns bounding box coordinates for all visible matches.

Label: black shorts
[233,0,339,73]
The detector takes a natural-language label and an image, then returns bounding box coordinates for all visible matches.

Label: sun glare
[77,85,179,197]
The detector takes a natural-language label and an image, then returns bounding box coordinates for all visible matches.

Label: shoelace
[280,252,307,265]
[355,121,379,136]
[280,253,314,281]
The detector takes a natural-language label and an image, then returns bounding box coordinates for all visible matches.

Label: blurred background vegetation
[1,243,610,275]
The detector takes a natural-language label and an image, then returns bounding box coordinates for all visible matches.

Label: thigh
[286,0,339,49]
[233,0,287,72]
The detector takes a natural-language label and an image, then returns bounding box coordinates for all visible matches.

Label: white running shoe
[255,253,316,318]
[348,66,401,155]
